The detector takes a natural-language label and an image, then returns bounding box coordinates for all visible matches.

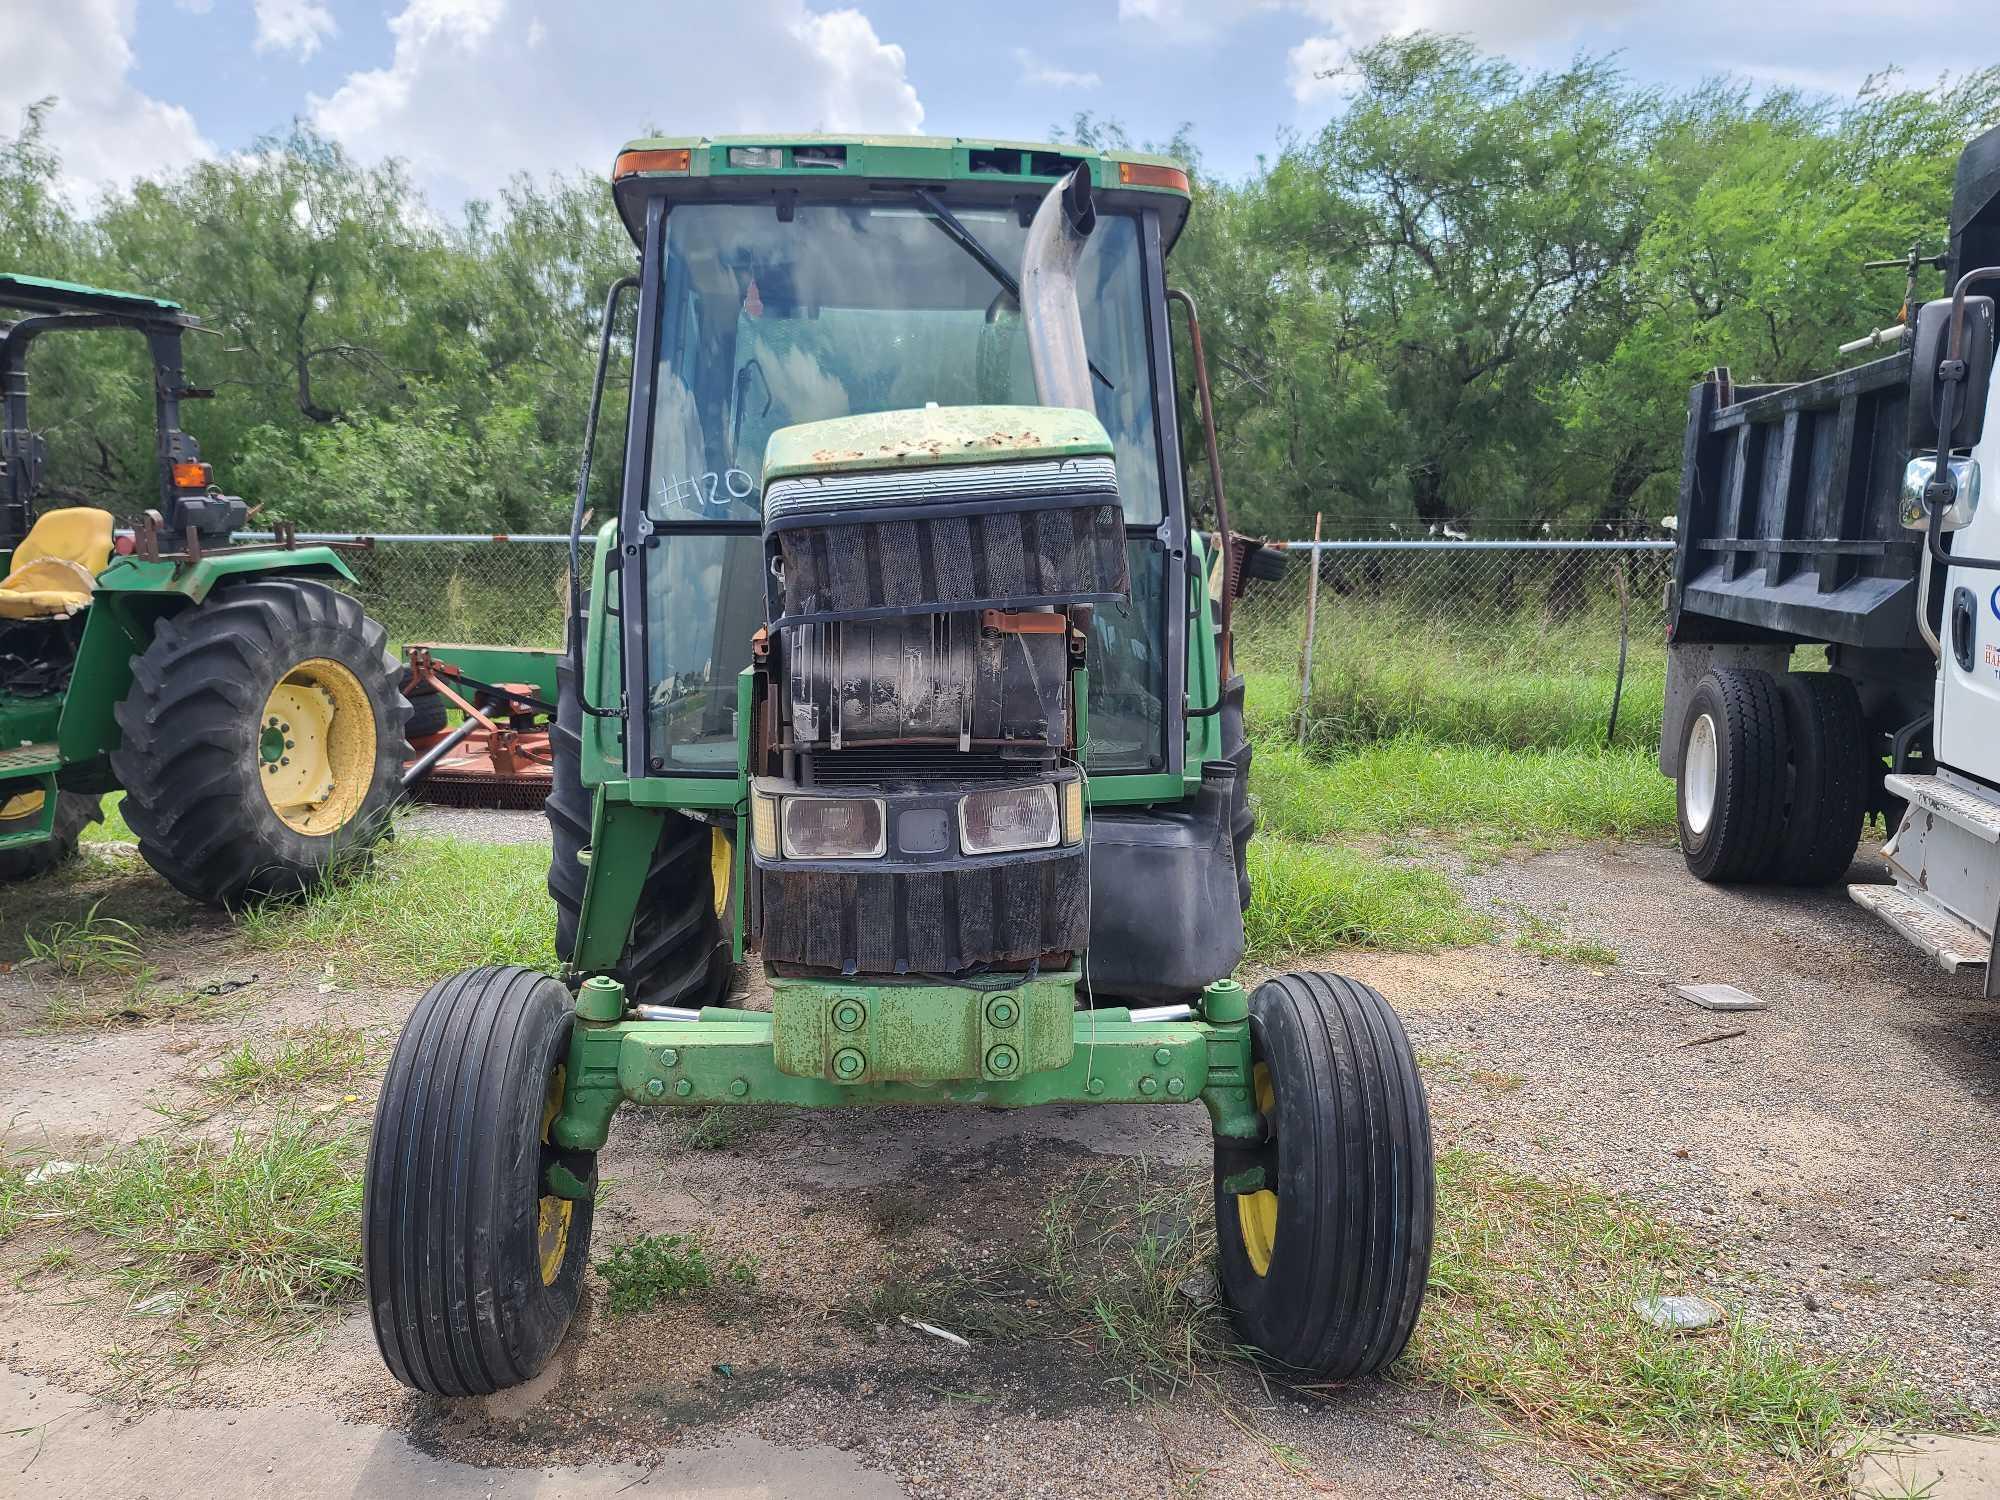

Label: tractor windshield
[639,198,1174,777]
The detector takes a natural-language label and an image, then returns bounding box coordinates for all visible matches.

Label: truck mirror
[1908,294,1995,450]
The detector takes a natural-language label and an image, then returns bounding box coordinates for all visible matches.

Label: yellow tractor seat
[0,507,114,620]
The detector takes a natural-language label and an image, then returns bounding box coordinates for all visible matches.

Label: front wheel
[365,965,596,1396]
[111,579,408,907]
[0,789,103,882]
[1214,972,1434,1379]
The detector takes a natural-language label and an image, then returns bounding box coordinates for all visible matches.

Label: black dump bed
[1669,354,1926,651]
[1670,124,2000,655]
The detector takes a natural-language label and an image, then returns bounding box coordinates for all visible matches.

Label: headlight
[1061,778,1084,845]
[959,784,1060,855]
[781,796,886,859]
[750,790,780,860]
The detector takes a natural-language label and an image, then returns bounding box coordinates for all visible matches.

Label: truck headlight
[781,796,886,859]
[959,784,1060,855]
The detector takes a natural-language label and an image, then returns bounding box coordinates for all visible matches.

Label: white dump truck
[1661,122,2000,994]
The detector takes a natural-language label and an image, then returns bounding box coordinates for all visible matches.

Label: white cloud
[254,0,338,59]
[0,0,212,203]
[1014,48,1101,90]
[312,0,923,205]
[1283,0,1639,100]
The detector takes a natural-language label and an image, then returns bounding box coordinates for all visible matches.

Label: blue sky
[6,0,1988,213]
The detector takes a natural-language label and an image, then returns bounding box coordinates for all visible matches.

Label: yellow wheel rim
[537,1066,573,1286]
[256,658,377,836]
[1236,1061,1279,1277]
[710,826,731,919]
[0,789,46,823]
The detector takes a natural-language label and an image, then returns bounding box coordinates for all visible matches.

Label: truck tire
[1772,673,1867,885]
[111,579,408,907]
[365,965,594,1396]
[547,659,728,1007]
[1677,667,1790,883]
[1214,972,1433,1379]
[0,790,103,882]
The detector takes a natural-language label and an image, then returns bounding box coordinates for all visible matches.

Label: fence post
[1295,512,1323,747]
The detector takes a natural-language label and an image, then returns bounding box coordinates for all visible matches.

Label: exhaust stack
[1021,168,1098,413]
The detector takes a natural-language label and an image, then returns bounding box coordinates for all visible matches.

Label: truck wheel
[1214,972,1434,1379]
[547,659,728,1006]
[0,790,103,882]
[1677,667,1790,883]
[366,965,594,1396]
[1772,673,1866,885]
[111,579,408,907]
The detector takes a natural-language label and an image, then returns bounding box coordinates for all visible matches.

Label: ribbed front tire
[1214,972,1434,1379]
[365,965,595,1396]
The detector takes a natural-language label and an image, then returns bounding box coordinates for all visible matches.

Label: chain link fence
[282,532,1678,756]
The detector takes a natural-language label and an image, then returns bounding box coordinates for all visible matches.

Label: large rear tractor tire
[547,659,728,1007]
[1214,972,1434,1379]
[1771,671,1867,885]
[111,579,408,907]
[1676,667,1790,884]
[365,965,595,1396]
[0,789,103,882]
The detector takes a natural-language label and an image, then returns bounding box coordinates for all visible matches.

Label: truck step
[1849,882,1991,974]
[1885,773,2000,845]
[0,741,59,777]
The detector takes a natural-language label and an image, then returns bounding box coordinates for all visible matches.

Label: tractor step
[0,741,59,777]
[1848,881,1990,974]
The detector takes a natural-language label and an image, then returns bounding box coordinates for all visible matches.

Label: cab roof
[0,272,191,323]
[611,133,1192,253]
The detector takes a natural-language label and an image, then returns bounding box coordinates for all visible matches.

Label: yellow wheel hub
[710,826,731,919]
[1236,1061,1279,1277]
[257,658,377,836]
[537,1067,573,1286]
[0,789,46,823]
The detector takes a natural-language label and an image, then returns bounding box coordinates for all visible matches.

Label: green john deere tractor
[0,275,407,901]
[365,137,1435,1395]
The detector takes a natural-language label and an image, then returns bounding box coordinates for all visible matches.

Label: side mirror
[1908,295,1995,449]
[1901,455,1981,531]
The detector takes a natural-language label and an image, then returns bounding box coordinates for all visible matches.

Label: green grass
[2,1116,364,1336]
[1239,600,1666,755]
[595,1232,755,1315]
[203,1025,370,1100]
[81,793,134,844]
[1510,907,1620,967]
[233,833,555,983]
[1251,737,1676,848]
[20,899,146,978]
[1408,1149,1944,1498]
[1244,838,1491,961]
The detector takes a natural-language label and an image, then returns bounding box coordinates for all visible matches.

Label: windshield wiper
[910,187,1113,392]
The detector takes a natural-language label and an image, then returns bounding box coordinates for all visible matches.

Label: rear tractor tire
[547,659,729,1007]
[365,965,596,1397]
[1676,667,1790,883]
[1214,972,1434,1379]
[0,789,103,882]
[110,579,409,907]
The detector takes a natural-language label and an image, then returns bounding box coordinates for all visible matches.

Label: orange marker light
[614,147,692,179]
[1116,161,1191,193]
[171,460,211,490]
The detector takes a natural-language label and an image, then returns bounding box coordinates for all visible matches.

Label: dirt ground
[1,826,1996,1498]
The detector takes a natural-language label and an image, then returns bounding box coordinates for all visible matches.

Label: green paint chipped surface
[762,404,1113,481]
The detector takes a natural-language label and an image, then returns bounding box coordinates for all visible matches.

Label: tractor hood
[761,404,1112,484]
